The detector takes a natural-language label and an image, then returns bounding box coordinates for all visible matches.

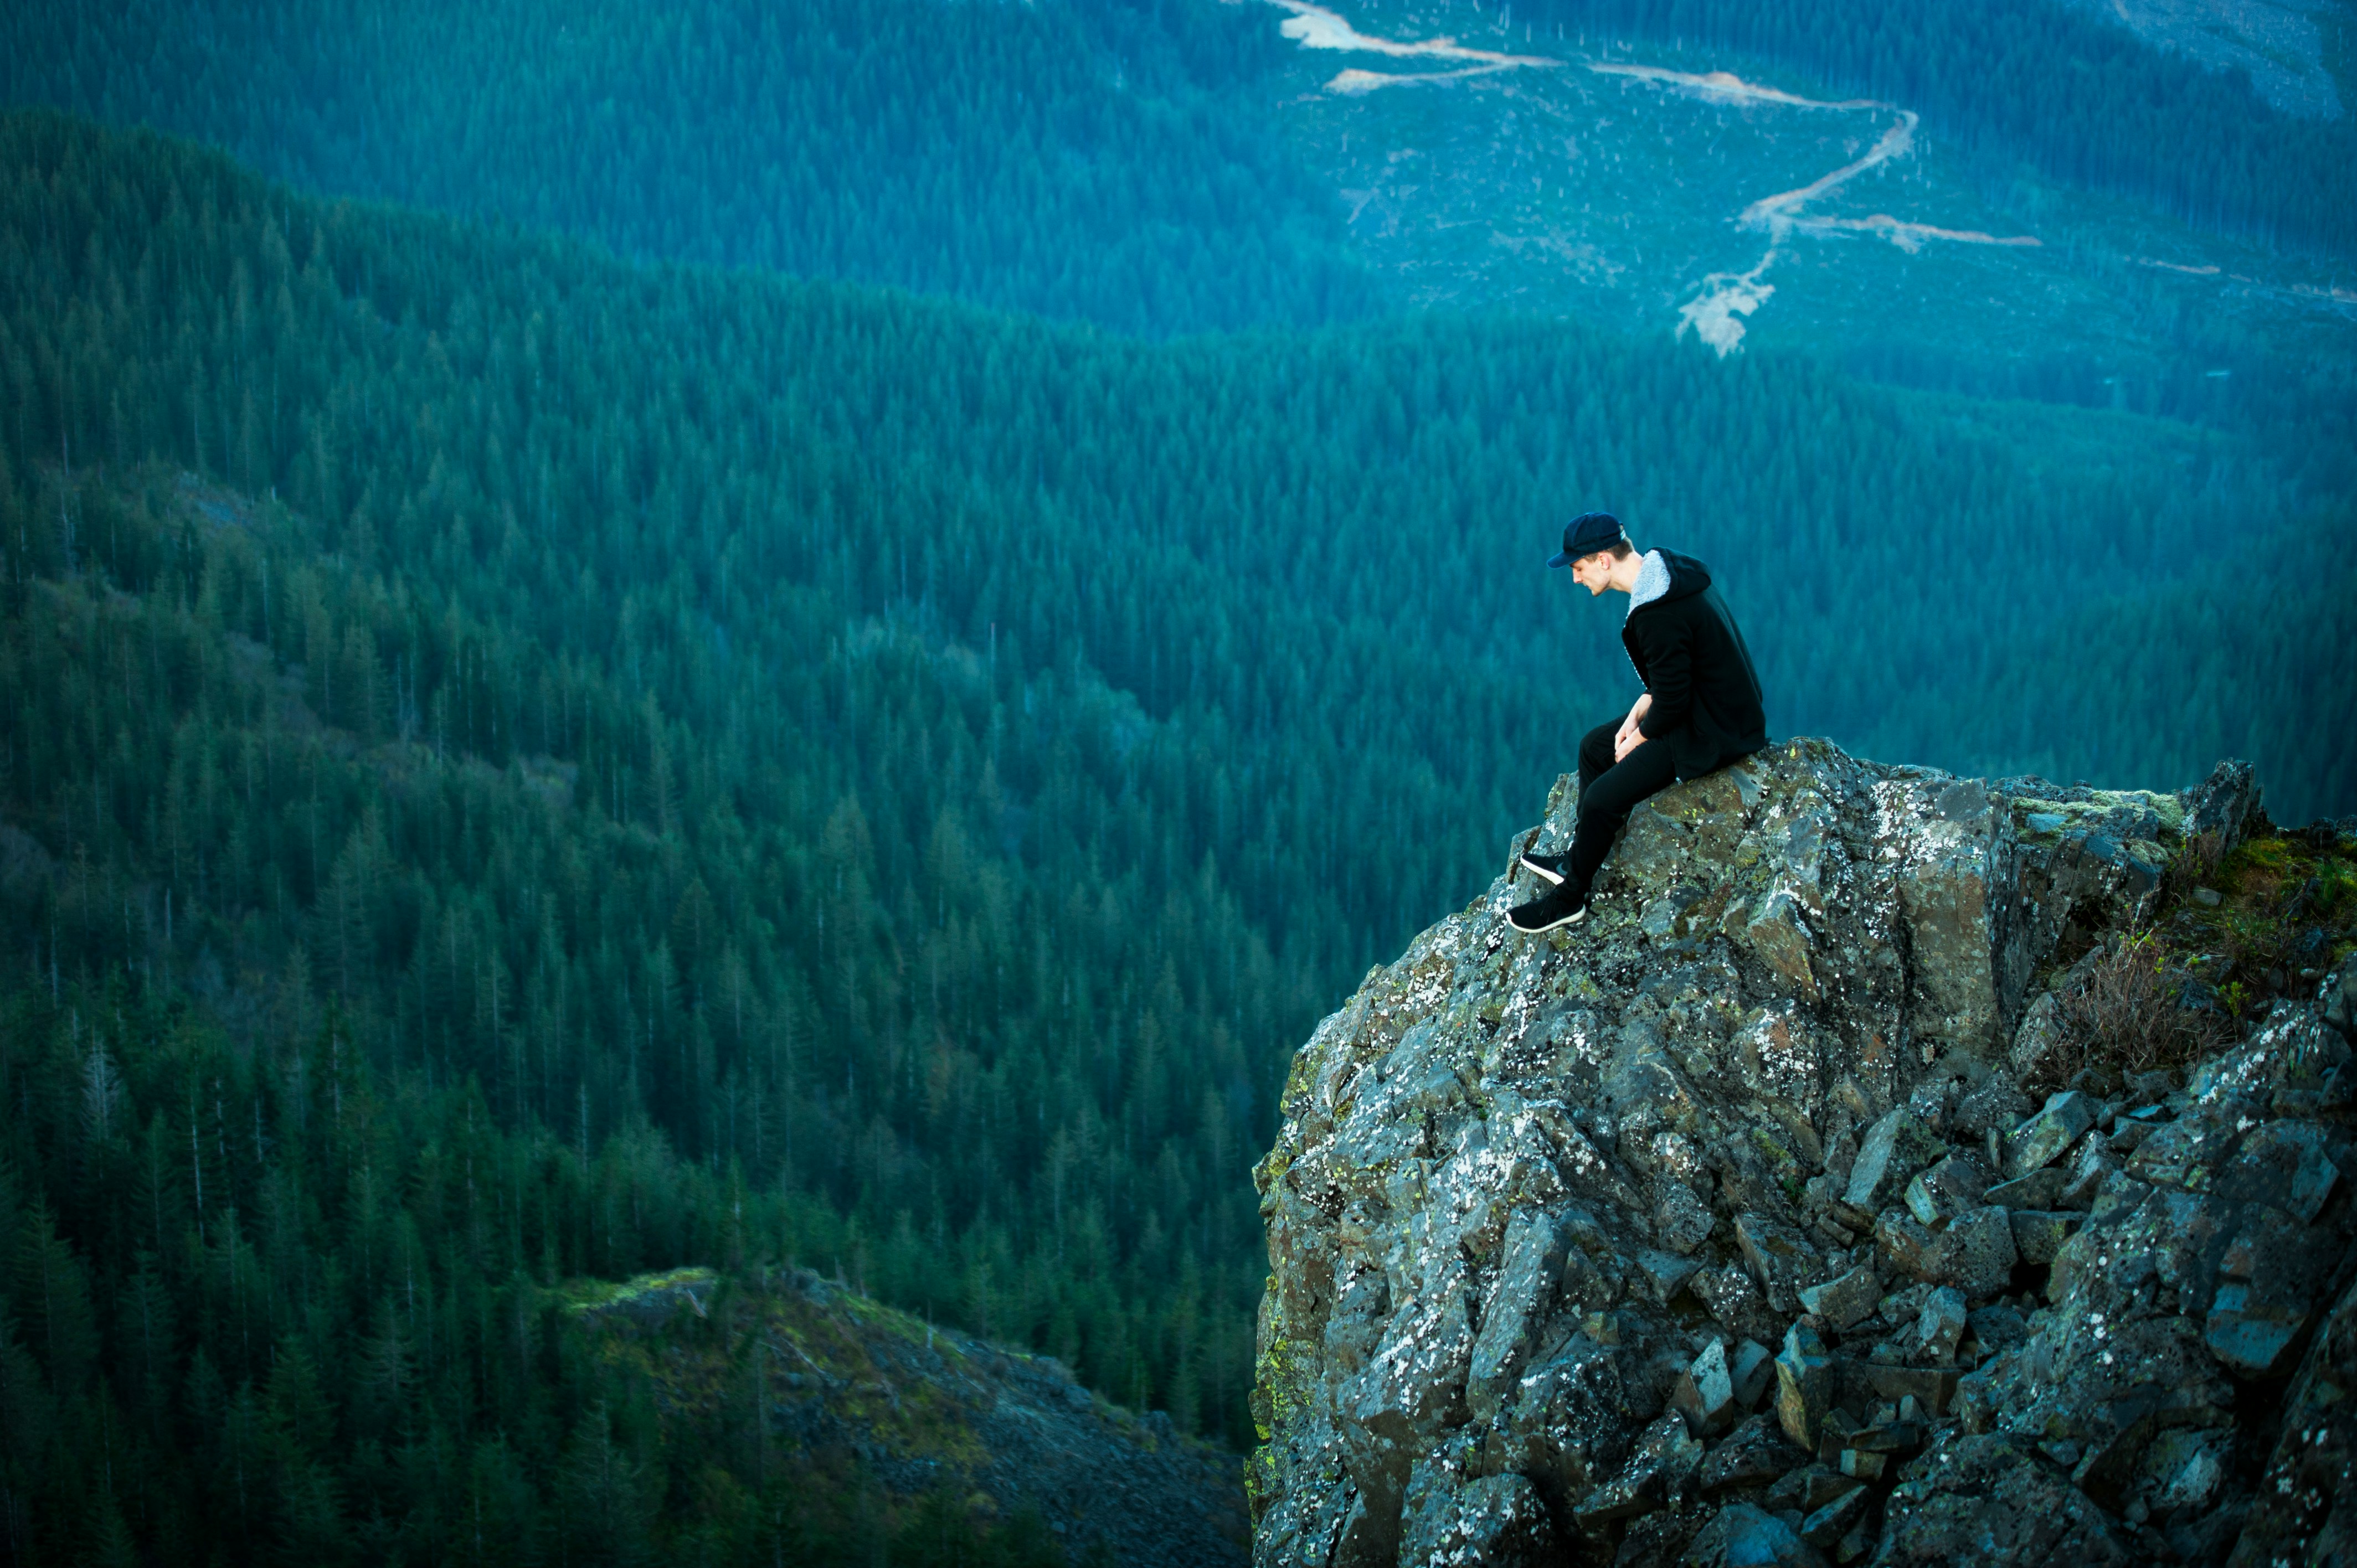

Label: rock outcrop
[1250,740,2357,1566]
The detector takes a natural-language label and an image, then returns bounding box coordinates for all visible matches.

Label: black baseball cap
[1547,511,1624,568]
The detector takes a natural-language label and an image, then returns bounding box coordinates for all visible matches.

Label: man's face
[1570,551,1613,595]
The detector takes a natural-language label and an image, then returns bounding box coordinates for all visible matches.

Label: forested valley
[10,0,2351,339]
[0,8,2350,1557]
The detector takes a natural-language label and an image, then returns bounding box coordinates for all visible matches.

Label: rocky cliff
[1249,740,2357,1566]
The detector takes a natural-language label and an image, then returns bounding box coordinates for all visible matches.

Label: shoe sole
[1518,852,1566,885]
[1509,904,1588,935]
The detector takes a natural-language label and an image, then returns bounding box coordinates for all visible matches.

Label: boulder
[1690,1263,1782,1347]
[1795,1479,1872,1550]
[1697,1413,1807,1495]
[1466,1212,1569,1416]
[2007,1209,2083,1266]
[2002,1090,2097,1180]
[2234,1271,2357,1564]
[1633,1248,1706,1306]
[1951,1075,2034,1139]
[1845,1110,1947,1212]
[1874,1208,1940,1283]
[1894,777,2011,1056]
[1574,1412,1705,1529]
[2324,953,2357,1041]
[1738,889,1818,1002]
[1903,1153,1990,1230]
[1396,1469,1557,1567]
[1965,1302,2029,1353]
[1774,1323,1834,1451]
[1916,1287,1968,1364]
[1728,1339,1776,1410]
[1735,1214,1818,1316]
[1681,1502,1826,1568]
[1876,1432,2138,1565]
[2006,990,2072,1085]
[1348,1275,1474,1437]
[1762,1462,1854,1517]
[2205,1281,2310,1378]
[2216,1120,2340,1223]
[1654,1177,1719,1256]
[2186,757,2262,850]
[1848,1361,1960,1416]
[1670,1340,1740,1439]
[1495,1341,1630,1509]
[2055,1132,2119,1210]
[1981,1166,2066,1211]
[1796,1263,1881,1330]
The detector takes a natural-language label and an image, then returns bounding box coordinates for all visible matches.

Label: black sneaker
[1519,848,1574,886]
[1508,881,1590,933]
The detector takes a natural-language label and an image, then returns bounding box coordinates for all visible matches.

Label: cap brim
[1546,551,1572,569]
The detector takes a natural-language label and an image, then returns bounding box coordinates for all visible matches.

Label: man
[1508,511,1767,933]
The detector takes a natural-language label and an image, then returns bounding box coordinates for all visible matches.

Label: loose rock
[2005,1209,2083,1266]
[1797,1264,1881,1330]
[1671,1340,1740,1438]
[1697,1413,1808,1496]
[1903,1153,1989,1231]
[2002,1091,2098,1180]
[1981,1167,2066,1210]
[1846,1111,1948,1213]
[1917,1287,1968,1364]
[1876,1432,2137,1565]
[1932,1206,2018,1299]
[1775,1323,1835,1451]
[1397,1469,1557,1567]
[1682,1502,1827,1567]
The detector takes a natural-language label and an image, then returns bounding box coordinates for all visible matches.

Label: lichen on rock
[1250,743,2357,1566]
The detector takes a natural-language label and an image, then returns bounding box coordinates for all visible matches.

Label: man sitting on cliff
[1509,511,1768,933]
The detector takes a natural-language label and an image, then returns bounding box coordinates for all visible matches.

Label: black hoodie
[1620,550,1768,781]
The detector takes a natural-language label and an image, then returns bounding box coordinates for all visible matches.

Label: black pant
[1567,721,1680,893]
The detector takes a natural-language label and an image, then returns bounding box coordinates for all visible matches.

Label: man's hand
[1614,694,1652,764]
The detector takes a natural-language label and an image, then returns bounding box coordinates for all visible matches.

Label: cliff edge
[1249,739,2357,1566]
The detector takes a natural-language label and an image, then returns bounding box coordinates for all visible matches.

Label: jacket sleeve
[1634,608,1695,740]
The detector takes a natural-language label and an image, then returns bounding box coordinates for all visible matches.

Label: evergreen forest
[5,0,2350,349]
[0,1,2350,1559]
[0,0,1374,337]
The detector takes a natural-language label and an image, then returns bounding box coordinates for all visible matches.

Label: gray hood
[1624,549,1670,621]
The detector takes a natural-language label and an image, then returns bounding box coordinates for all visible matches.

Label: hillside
[1247,0,2357,410]
[7,0,2354,406]
[1516,0,2357,256]
[561,1266,1247,1565]
[0,0,1374,338]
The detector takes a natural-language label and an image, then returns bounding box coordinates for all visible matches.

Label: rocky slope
[1249,739,2357,1566]
[569,1266,1248,1565]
